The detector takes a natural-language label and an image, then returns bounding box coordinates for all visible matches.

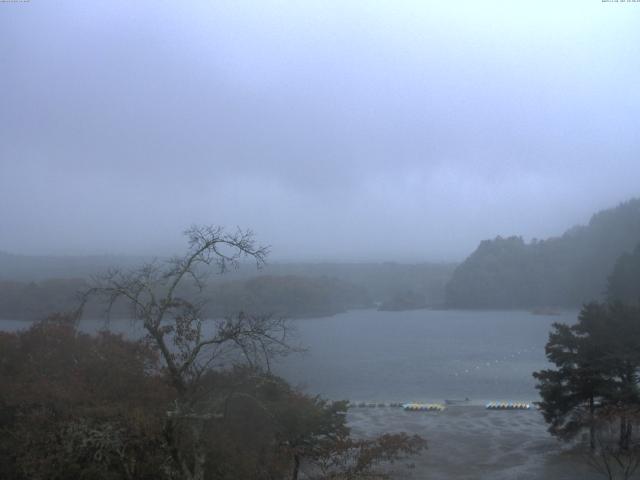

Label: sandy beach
[347,405,602,480]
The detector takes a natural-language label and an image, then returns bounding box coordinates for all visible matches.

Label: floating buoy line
[485,401,531,410]
[347,400,534,411]
[403,403,445,411]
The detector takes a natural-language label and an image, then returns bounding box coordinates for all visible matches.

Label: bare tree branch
[79,225,297,480]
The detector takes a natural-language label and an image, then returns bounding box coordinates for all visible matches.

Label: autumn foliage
[0,315,425,480]
[0,314,175,479]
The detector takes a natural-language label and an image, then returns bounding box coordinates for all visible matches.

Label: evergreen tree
[534,302,640,449]
[534,310,606,448]
[608,243,640,305]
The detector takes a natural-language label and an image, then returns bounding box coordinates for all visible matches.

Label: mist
[1,0,639,261]
[5,3,640,480]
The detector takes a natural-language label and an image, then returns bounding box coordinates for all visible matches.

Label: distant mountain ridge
[445,198,640,308]
[0,251,152,281]
[0,252,456,319]
[0,252,453,300]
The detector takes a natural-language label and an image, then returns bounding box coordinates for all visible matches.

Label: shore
[347,405,601,480]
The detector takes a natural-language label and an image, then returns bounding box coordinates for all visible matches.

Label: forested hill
[0,252,455,314]
[445,198,640,308]
[0,275,372,321]
[0,255,455,320]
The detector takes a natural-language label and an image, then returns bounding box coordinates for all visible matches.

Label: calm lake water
[273,309,577,404]
[0,309,576,404]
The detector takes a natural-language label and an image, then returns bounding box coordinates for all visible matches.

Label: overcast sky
[1,1,639,261]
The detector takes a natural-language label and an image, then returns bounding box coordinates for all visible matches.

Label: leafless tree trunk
[292,453,301,480]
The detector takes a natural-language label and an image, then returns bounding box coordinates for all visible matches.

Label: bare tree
[81,225,297,480]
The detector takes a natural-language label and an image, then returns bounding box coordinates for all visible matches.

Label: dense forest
[206,275,371,318]
[445,198,640,308]
[0,257,455,320]
[607,242,640,305]
[0,276,369,321]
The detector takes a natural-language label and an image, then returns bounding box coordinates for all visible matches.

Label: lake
[0,308,575,403]
[273,308,576,404]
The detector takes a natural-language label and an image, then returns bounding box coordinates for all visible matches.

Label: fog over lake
[275,309,576,403]
[2,2,639,478]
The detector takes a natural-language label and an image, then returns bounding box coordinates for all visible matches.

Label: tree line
[446,198,640,308]
[0,275,370,322]
[0,251,456,313]
[534,244,640,479]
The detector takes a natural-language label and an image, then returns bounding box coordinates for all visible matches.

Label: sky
[1,0,639,261]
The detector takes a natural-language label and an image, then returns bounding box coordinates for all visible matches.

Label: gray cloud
[1,1,639,261]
